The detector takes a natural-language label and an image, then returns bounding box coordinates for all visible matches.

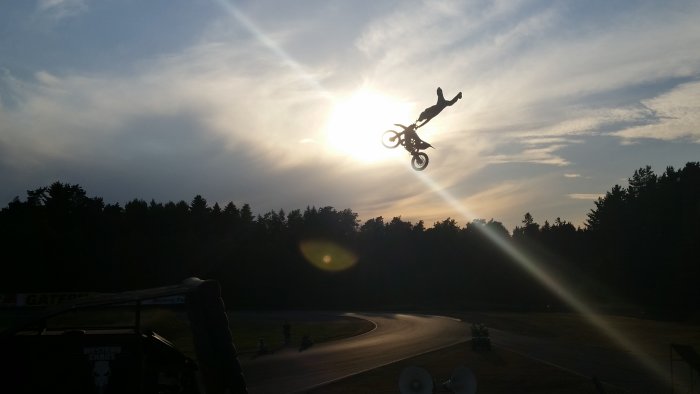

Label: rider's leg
[436,87,445,103]
[414,134,428,148]
[446,92,462,106]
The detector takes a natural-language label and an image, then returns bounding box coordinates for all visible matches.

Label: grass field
[0,307,375,360]
[456,311,700,359]
[228,312,376,356]
[5,308,698,358]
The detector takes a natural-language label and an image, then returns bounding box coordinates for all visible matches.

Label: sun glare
[326,88,414,163]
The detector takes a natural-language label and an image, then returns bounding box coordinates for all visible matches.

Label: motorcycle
[381,123,433,171]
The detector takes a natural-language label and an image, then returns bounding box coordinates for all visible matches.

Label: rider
[416,87,462,128]
[391,87,461,151]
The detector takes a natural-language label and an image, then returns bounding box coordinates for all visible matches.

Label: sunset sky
[2,0,699,230]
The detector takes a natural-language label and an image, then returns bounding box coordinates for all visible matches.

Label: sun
[325,88,414,163]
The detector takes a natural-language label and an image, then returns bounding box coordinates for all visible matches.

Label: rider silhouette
[389,87,461,153]
[416,87,462,128]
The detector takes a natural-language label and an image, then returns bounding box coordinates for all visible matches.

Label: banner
[17,292,95,307]
[2,293,185,307]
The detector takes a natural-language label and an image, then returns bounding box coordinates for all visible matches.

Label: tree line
[1,162,698,318]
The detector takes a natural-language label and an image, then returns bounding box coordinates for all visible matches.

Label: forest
[1,163,698,318]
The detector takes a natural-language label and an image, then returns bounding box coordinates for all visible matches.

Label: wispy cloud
[0,40,334,169]
[486,145,570,166]
[38,0,88,19]
[363,178,531,229]
[568,193,603,200]
[613,81,700,143]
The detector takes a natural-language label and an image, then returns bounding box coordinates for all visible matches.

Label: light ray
[408,164,670,386]
[213,0,331,99]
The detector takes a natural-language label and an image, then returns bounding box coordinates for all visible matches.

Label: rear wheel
[382,130,401,148]
[411,152,429,171]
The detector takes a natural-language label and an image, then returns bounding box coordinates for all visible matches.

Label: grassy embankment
[456,311,700,360]
[0,307,375,360]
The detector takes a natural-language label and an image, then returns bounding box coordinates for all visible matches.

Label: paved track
[239,311,677,393]
[239,312,469,394]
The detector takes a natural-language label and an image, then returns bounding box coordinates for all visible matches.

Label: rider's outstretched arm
[416,118,431,128]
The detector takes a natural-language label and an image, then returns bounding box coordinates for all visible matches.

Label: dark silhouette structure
[1,278,248,394]
[257,339,269,355]
[670,344,700,393]
[283,321,291,346]
[416,87,462,128]
[299,334,313,352]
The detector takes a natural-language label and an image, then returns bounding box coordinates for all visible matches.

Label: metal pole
[670,344,674,394]
[690,363,693,393]
[135,300,141,333]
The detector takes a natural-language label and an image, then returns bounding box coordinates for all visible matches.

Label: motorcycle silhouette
[382,123,433,171]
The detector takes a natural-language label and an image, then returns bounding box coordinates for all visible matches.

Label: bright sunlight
[325,88,414,163]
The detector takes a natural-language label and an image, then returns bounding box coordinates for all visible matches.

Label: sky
[1,0,699,231]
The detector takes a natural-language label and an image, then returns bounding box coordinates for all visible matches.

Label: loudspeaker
[442,365,476,394]
[399,366,434,394]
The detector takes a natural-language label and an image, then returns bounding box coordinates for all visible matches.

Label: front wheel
[411,152,429,171]
[382,130,401,148]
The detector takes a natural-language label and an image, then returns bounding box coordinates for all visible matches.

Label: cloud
[0,37,362,216]
[568,193,603,200]
[564,173,581,178]
[362,178,531,229]
[38,0,88,19]
[612,81,700,143]
[486,144,570,166]
[461,180,532,222]
[0,68,29,110]
[0,40,335,167]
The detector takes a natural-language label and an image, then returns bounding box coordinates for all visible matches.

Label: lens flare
[300,240,358,272]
